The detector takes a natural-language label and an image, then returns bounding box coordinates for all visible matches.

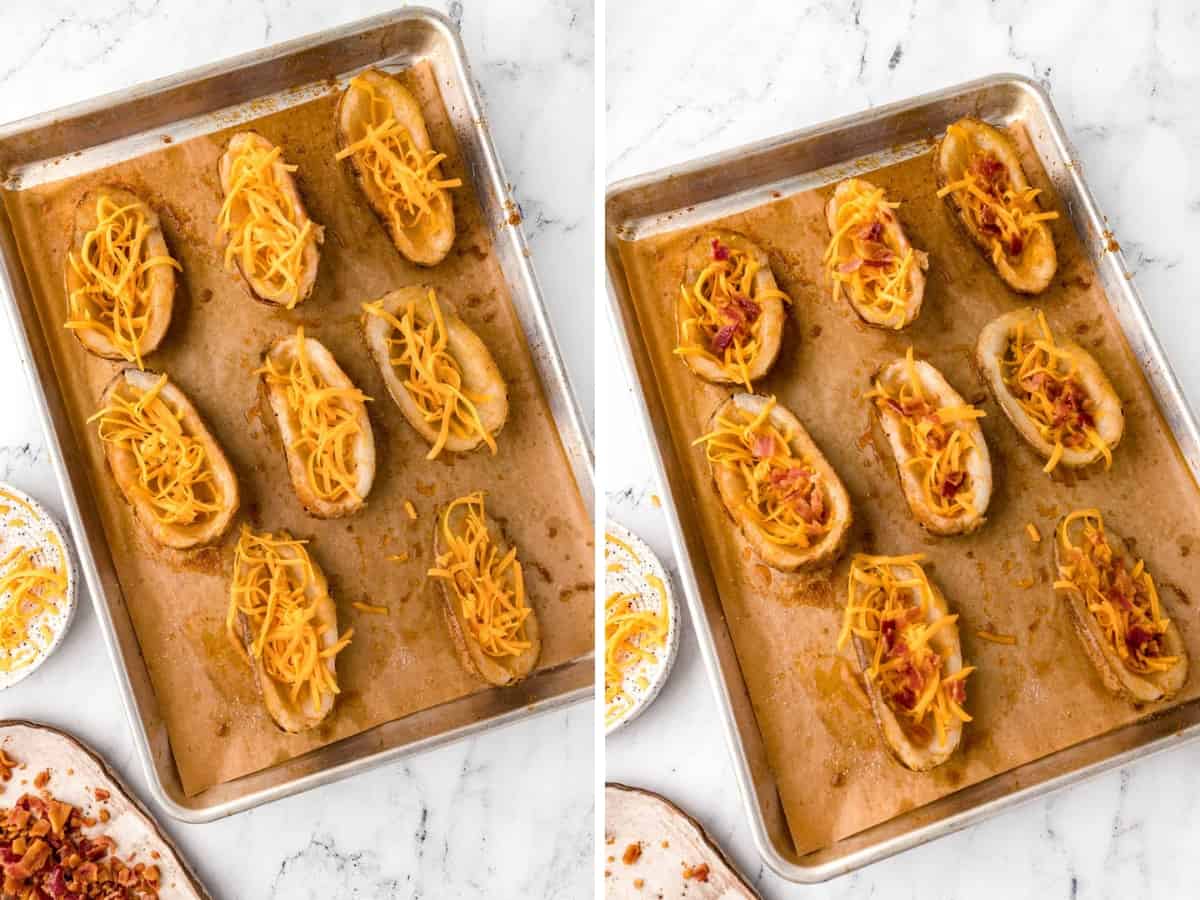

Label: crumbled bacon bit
[857,221,883,242]
[710,238,729,261]
[99,808,111,823]
[33,770,49,790]
[0,751,15,783]
[633,878,645,889]
[683,862,711,882]
[94,788,110,802]
[622,843,642,865]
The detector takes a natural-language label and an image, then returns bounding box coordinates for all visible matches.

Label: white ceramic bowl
[604,521,680,736]
[0,483,77,690]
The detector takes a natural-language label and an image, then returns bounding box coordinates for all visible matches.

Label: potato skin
[934,117,1057,294]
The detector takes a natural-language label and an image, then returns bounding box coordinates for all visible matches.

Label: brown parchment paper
[2,63,593,796]
[617,125,1200,856]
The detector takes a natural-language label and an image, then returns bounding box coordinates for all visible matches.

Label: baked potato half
[65,186,179,366]
[695,393,852,571]
[91,369,239,550]
[866,350,992,535]
[228,526,352,733]
[429,492,541,686]
[839,554,974,771]
[675,230,788,389]
[824,178,928,329]
[976,308,1123,473]
[218,131,323,308]
[361,286,507,459]
[934,117,1058,294]
[1054,510,1188,704]
[335,68,461,266]
[259,329,375,519]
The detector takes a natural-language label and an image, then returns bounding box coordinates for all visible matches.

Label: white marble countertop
[604,1,1200,896]
[0,1,593,897]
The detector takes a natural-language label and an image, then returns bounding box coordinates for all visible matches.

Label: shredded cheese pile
[864,348,986,519]
[0,534,68,674]
[1054,510,1176,674]
[217,140,315,308]
[228,526,352,712]
[838,554,974,746]
[1000,310,1110,473]
[428,493,532,659]
[604,581,670,726]
[89,374,223,527]
[65,194,180,368]
[363,291,496,460]
[258,328,370,506]
[334,74,462,235]
[693,397,831,549]
[675,237,789,389]
[823,181,919,328]
[935,125,1059,264]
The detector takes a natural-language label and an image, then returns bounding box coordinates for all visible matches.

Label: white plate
[604,521,680,736]
[0,483,77,689]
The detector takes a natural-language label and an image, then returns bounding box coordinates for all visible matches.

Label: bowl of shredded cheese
[605,522,679,735]
[0,483,77,689]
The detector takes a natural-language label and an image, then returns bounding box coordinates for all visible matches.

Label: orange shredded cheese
[88,374,223,528]
[352,601,388,615]
[334,74,461,235]
[217,139,315,308]
[258,328,370,507]
[228,526,352,711]
[1054,509,1176,674]
[387,551,410,563]
[1000,310,1110,473]
[693,397,831,550]
[0,541,68,673]
[838,554,974,746]
[823,180,920,328]
[976,630,1017,646]
[428,492,532,659]
[404,500,418,521]
[605,576,670,726]
[604,532,641,565]
[674,236,789,389]
[1026,522,1042,543]
[935,125,1059,265]
[65,194,180,368]
[363,290,497,460]
[864,348,986,519]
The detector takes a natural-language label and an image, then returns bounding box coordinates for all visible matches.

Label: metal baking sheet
[604,73,1200,881]
[0,8,593,822]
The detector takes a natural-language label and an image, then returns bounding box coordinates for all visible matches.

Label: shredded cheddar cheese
[88,375,223,528]
[363,290,497,460]
[1026,522,1042,543]
[0,540,68,673]
[258,328,370,506]
[1000,310,1110,473]
[228,526,352,712]
[823,181,920,328]
[693,397,831,550]
[65,194,180,368]
[1054,510,1176,674]
[428,493,532,659]
[674,237,789,389]
[864,348,986,519]
[604,532,641,565]
[217,138,315,308]
[976,629,1017,646]
[334,74,461,235]
[352,601,388,615]
[604,578,670,726]
[838,554,974,747]
[935,125,1059,265]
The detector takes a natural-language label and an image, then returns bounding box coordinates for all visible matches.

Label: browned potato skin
[934,117,1057,294]
[98,369,239,550]
[676,229,786,385]
[259,333,376,519]
[433,502,541,687]
[218,131,323,307]
[361,286,508,453]
[848,567,966,772]
[1054,517,1188,704]
[336,69,456,266]
[976,308,1124,469]
[705,393,852,572]
[66,186,176,360]
[235,537,342,733]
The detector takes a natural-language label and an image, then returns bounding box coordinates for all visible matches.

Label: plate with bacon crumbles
[0,720,209,898]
